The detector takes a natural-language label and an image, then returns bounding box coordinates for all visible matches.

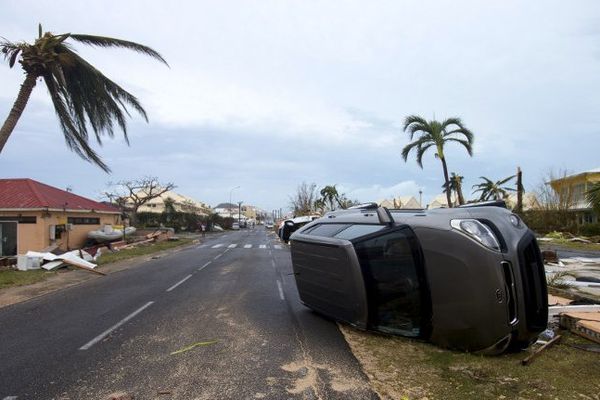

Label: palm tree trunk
[457,182,465,205]
[0,73,37,154]
[516,167,523,213]
[440,157,452,207]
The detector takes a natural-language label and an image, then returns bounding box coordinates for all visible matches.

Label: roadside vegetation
[0,269,55,289]
[341,326,600,400]
[96,238,194,265]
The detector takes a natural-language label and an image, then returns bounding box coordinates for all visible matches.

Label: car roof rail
[458,200,507,209]
[376,206,395,226]
[348,202,379,210]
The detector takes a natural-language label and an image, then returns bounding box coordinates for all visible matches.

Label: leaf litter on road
[170,340,218,355]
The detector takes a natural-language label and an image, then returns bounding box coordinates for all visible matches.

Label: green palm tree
[319,185,341,211]
[443,172,465,205]
[472,175,516,201]
[0,24,168,171]
[402,115,474,207]
[585,182,600,214]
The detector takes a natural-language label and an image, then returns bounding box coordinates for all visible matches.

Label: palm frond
[445,138,473,156]
[585,182,600,213]
[415,142,434,168]
[497,174,516,185]
[68,34,169,66]
[42,71,110,172]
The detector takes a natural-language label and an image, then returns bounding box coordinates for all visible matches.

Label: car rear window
[334,224,385,240]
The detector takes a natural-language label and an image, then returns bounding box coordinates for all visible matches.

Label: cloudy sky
[1,0,599,212]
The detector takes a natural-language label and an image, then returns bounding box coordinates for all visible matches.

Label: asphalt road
[0,227,378,400]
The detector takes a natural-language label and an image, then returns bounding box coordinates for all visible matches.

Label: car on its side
[279,215,320,243]
[289,202,547,354]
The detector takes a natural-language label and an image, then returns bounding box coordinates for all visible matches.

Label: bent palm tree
[402,115,474,208]
[319,185,341,211]
[472,175,516,201]
[0,24,168,171]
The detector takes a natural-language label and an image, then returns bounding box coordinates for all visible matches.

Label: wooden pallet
[560,312,600,344]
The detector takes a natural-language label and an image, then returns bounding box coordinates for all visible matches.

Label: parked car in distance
[231,222,240,230]
[265,221,274,229]
[289,202,548,355]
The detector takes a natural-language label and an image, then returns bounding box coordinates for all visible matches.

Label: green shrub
[580,223,600,237]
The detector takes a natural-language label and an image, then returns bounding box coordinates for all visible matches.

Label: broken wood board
[548,294,572,306]
[560,312,600,345]
[549,305,600,317]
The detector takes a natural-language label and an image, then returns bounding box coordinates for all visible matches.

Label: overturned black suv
[289,202,548,354]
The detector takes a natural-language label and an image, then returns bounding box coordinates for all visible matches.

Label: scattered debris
[567,343,600,353]
[20,250,105,275]
[170,340,217,355]
[521,334,561,366]
[542,250,559,264]
[560,312,600,344]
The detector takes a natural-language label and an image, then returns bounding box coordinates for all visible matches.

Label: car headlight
[450,219,501,251]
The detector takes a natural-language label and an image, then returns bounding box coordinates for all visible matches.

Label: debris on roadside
[18,250,106,275]
[559,311,600,344]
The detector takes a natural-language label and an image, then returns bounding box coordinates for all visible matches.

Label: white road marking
[271,260,276,268]
[211,244,223,248]
[3,396,18,400]
[274,245,282,250]
[79,301,154,350]
[244,244,252,248]
[166,274,193,292]
[259,244,267,249]
[198,261,211,270]
[214,253,222,260]
[228,244,238,248]
[276,280,285,300]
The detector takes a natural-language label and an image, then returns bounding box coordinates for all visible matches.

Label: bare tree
[104,177,175,224]
[289,182,318,216]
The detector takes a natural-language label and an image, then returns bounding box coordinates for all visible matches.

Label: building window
[67,217,101,225]
[0,216,36,224]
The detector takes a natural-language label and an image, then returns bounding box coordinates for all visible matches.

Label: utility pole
[419,190,423,208]
[238,201,243,228]
[229,186,240,218]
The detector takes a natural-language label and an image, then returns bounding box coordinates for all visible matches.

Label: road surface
[0,227,377,400]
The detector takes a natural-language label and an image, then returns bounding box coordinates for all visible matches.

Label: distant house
[378,196,422,209]
[134,190,211,216]
[428,193,458,209]
[0,179,121,256]
[548,168,600,224]
[505,193,541,211]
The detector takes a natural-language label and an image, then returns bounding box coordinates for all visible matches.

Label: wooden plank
[521,335,562,366]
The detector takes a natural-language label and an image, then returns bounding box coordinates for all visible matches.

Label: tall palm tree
[443,172,465,205]
[0,24,168,172]
[472,175,516,201]
[402,115,474,207]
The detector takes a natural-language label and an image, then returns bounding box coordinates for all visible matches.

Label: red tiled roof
[0,179,120,213]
